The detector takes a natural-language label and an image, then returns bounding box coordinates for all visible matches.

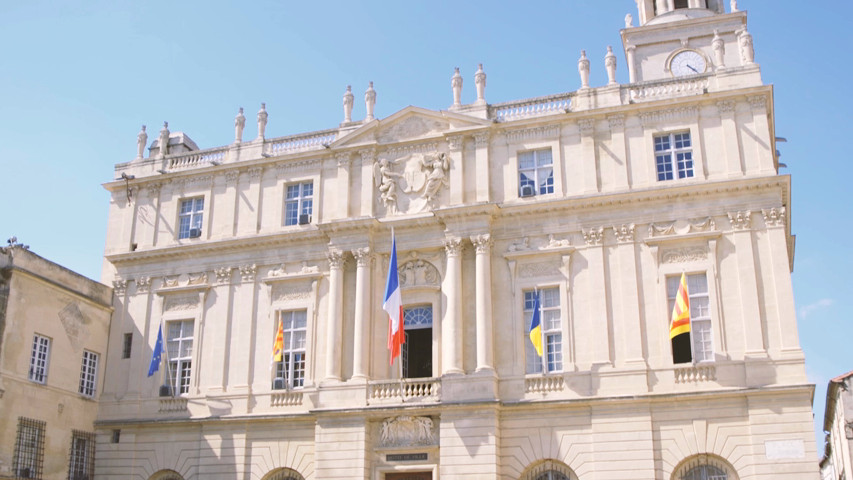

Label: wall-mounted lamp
[120,172,135,202]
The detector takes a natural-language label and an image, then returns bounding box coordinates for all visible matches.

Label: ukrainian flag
[528,292,543,357]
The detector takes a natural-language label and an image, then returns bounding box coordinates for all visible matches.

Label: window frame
[517,148,555,198]
[177,197,204,240]
[273,310,308,390]
[68,430,95,480]
[665,270,717,364]
[283,181,314,227]
[166,319,194,395]
[654,131,695,181]
[78,350,99,398]
[28,334,51,384]
[122,332,133,359]
[14,417,45,479]
[523,286,563,374]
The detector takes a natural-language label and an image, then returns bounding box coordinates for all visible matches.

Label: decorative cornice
[383,142,439,158]
[638,106,698,127]
[728,210,752,230]
[613,224,635,243]
[582,226,604,246]
[327,250,346,269]
[505,125,560,143]
[239,263,257,282]
[275,159,315,177]
[470,234,492,254]
[649,217,715,238]
[761,207,786,228]
[444,236,463,257]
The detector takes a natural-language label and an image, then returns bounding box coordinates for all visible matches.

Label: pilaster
[441,236,464,375]
[325,249,346,382]
[473,132,491,203]
[717,100,743,177]
[579,119,598,193]
[447,135,465,205]
[727,211,765,358]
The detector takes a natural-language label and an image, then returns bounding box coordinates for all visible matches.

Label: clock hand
[687,64,699,73]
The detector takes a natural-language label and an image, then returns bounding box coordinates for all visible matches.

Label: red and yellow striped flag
[669,272,692,364]
[271,318,284,364]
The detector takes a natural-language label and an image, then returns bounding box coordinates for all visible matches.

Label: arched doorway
[672,454,738,480]
[520,459,578,480]
[261,467,305,480]
[148,470,184,480]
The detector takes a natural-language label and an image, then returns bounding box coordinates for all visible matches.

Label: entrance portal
[385,472,432,480]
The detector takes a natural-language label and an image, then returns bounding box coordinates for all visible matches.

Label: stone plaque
[386,453,428,462]
[764,439,804,459]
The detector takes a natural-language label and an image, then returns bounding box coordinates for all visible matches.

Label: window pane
[536,149,553,166]
[518,151,535,169]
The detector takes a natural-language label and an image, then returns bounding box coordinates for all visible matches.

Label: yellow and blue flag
[528,292,543,357]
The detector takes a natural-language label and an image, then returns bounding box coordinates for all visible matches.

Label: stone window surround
[508,138,563,201]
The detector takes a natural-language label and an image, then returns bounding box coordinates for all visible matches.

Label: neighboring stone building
[820,371,853,480]
[0,241,113,480]
[97,1,818,479]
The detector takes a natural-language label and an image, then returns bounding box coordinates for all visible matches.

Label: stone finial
[474,63,486,105]
[738,27,754,65]
[136,125,147,160]
[605,46,617,85]
[365,82,376,121]
[343,85,354,123]
[257,103,268,140]
[234,107,245,143]
[451,67,462,107]
[625,13,633,28]
[730,0,738,12]
[578,50,590,89]
[712,30,726,70]
[158,122,170,158]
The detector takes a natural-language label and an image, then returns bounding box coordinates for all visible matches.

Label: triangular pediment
[331,106,491,149]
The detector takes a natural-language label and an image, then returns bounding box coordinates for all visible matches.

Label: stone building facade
[0,242,113,480]
[97,2,818,479]
[820,371,853,480]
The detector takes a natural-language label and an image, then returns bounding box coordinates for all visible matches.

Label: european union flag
[147,325,163,377]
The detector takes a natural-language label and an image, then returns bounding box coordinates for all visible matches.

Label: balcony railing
[628,76,709,102]
[158,397,188,412]
[271,390,304,407]
[266,129,338,156]
[368,378,440,404]
[674,364,716,384]
[492,92,573,122]
[525,374,565,394]
[167,147,228,171]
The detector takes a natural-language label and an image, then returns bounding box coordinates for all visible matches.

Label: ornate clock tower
[622,0,760,87]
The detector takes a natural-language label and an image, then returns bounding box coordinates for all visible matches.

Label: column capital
[728,210,752,230]
[613,224,635,243]
[446,135,464,151]
[473,131,490,147]
[444,236,464,257]
[351,247,372,267]
[327,249,346,269]
[582,226,604,246]
[336,152,352,168]
[470,234,492,254]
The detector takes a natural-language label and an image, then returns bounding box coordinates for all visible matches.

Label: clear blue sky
[1,1,849,452]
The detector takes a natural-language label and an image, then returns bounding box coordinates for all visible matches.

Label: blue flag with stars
[147,325,163,377]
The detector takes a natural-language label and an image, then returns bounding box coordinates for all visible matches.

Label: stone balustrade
[674,364,717,383]
[167,147,228,171]
[158,397,188,412]
[525,374,565,394]
[368,378,440,404]
[492,92,573,122]
[628,76,709,102]
[271,391,304,407]
[266,130,338,156]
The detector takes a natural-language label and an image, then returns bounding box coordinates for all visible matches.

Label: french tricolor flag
[384,231,405,365]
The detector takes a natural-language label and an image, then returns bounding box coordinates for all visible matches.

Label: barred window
[78,351,99,398]
[29,334,51,384]
[122,333,133,359]
[14,417,45,479]
[68,430,95,480]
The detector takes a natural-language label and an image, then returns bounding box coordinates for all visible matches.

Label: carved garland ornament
[379,416,436,448]
[519,261,561,278]
[399,260,440,287]
[662,247,708,264]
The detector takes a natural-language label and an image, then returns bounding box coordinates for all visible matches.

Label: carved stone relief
[506,237,531,253]
[59,302,89,353]
[613,224,635,243]
[214,267,232,285]
[164,294,199,312]
[505,125,560,143]
[379,416,436,448]
[399,260,440,288]
[728,211,752,230]
[762,207,786,228]
[135,276,151,293]
[519,261,561,278]
[662,247,708,264]
[377,116,447,144]
[239,264,258,282]
[188,272,208,285]
[272,283,313,302]
[582,227,604,246]
[648,217,716,237]
[113,278,128,296]
[374,151,450,214]
[638,106,698,127]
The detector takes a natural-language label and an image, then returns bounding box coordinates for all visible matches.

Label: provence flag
[669,272,692,364]
[271,318,284,367]
[528,291,543,357]
[147,324,164,377]
[384,231,405,365]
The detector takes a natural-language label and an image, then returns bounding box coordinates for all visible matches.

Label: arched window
[149,470,184,480]
[262,467,305,480]
[673,454,737,480]
[521,459,578,480]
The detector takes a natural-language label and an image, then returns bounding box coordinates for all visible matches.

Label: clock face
[670,50,707,76]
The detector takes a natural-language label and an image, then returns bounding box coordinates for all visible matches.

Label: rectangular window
[122,333,132,359]
[654,132,694,181]
[667,273,713,362]
[167,320,194,394]
[78,351,99,398]
[284,182,314,226]
[14,417,45,479]
[518,149,554,197]
[178,197,204,239]
[29,335,50,384]
[68,430,95,480]
[274,310,307,389]
[111,429,121,444]
[524,287,562,374]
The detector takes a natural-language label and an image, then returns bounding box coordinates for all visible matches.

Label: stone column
[442,237,464,374]
[728,211,765,356]
[626,45,637,83]
[351,247,371,380]
[471,234,494,372]
[473,132,490,203]
[325,250,345,381]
